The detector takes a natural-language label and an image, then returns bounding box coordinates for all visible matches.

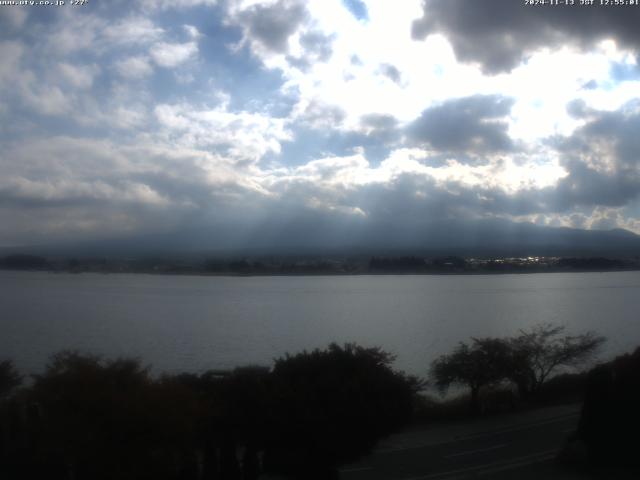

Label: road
[340,405,581,480]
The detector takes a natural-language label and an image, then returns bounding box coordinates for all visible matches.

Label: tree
[28,351,200,480]
[432,326,606,411]
[264,343,422,479]
[430,338,511,415]
[507,324,605,398]
[0,360,22,399]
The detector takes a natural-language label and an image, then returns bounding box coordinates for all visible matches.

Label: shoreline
[3,267,640,277]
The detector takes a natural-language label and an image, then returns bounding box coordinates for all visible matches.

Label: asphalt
[339,404,582,480]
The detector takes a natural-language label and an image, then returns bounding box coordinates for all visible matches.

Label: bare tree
[431,325,606,411]
[507,324,605,398]
[430,338,511,414]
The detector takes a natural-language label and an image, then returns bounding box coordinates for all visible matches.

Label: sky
[1,0,640,250]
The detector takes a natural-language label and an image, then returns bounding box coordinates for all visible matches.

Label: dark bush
[0,360,22,399]
[534,372,588,405]
[0,345,422,480]
[578,347,640,467]
[21,352,199,480]
[263,343,422,478]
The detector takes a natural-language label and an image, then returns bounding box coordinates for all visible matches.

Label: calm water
[1,270,639,377]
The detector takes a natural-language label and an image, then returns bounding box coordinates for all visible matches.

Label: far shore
[3,266,640,277]
[3,252,640,277]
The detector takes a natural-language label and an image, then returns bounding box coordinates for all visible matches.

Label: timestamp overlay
[525,0,640,6]
[0,0,88,7]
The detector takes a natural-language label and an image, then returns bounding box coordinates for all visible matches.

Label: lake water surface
[1,270,639,377]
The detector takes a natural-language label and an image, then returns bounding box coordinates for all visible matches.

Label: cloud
[360,114,398,131]
[295,99,346,130]
[114,56,154,79]
[406,95,515,156]
[379,63,402,84]
[19,78,72,116]
[103,17,165,46]
[5,0,640,247]
[359,113,399,143]
[538,101,640,212]
[285,153,370,186]
[183,24,202,39]
[41,14,166,58]
[58,63,99,89]
[0,127,635,246]
[0,41,23,83]
[153,101,291,165]
[140,0,218,10]
[288,30,335,68]
[229,0,308,54]
[0,6,28,29]
[45,14,106,56]
[0,135,262,244]
[0,43,75,117]
[412,0,640,73]
[554,161,640,211]
[150,41,198,67]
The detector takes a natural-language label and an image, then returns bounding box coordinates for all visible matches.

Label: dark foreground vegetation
[2,325,638,479]
[572,346,640,470]
[424,326,640,475]
[429,324,605,416]
[0,344,421,480]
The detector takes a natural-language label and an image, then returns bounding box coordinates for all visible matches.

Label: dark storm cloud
[236,0,308,53]
[412,0,640,73]
[270,171,476,240]
[558,101,640,168]
[272,99,640,230]
[298,100,640,223]
[406,95,515,156]
[474,172,638,218]
[539,102,640,211]
[554,161,640,210]
[354,174,465,221]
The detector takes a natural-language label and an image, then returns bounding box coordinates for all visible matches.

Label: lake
[1,270,639,377]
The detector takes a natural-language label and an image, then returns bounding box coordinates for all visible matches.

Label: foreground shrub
[13,352,200,480]
[0,360,22,399]
[263,343,423,478]
[578,347,640,467]
[0,344,421,480]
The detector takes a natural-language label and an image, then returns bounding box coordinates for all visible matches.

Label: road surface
[340,405,581,480]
